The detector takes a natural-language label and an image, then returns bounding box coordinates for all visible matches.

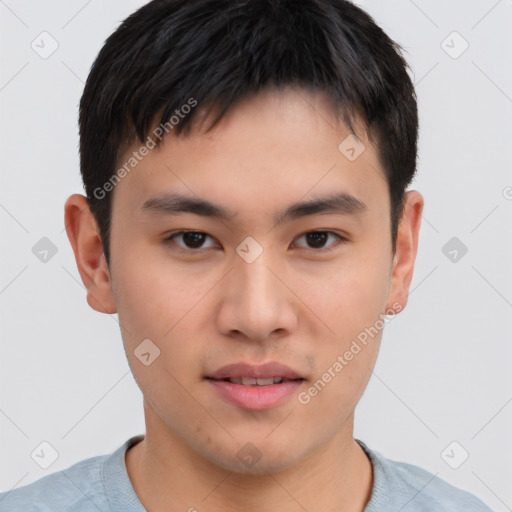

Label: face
[66,87,422,475]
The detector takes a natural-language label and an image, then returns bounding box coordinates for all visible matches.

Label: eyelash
[163,230,347,254]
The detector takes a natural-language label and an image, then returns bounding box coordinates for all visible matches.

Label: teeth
[255,378,275,386]
[227,377,286,385]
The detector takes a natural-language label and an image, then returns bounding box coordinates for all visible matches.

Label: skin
[65,87,423,512]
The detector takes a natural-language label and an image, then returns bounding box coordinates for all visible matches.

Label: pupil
[183,232,205,248]
[307,232,327,248]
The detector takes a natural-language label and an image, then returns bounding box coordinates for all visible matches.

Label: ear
[386,190,424,314]
[64,194,117,314]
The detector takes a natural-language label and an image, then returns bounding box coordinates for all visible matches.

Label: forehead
[112,87,388,221]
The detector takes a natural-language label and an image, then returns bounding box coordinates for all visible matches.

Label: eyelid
[164,229,347,253]
[292,230,346,252]
[164,230,218,252]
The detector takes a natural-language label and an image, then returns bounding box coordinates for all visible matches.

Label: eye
[293,231,346,251]
[163,230,346,253]
[164,231,218,251]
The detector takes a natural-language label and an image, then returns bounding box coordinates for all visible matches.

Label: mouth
[208,376,304,386]
[205,362,306,410]
[206,361,305,381]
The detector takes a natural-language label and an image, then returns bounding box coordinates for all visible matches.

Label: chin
[200,438,308,476]
[218,453,297,476]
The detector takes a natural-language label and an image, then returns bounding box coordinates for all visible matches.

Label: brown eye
[165,231,217,251]
[294,231,345,251]
[305,232,329,248]
[181,232,207,248]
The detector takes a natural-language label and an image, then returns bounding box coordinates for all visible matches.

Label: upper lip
[207,362,304,380]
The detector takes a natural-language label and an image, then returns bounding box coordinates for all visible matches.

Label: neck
[126,408,373,512]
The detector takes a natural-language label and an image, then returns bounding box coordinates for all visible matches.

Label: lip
[208,379,304,411]
[206,362,305,411]
[207,362,303,380]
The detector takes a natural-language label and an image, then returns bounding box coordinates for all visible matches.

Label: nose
[215,249,299,343]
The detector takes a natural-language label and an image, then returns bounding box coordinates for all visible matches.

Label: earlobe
[64,194,117,314]
[385,190,424,313]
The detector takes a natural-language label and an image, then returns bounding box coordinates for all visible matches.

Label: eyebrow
[141,191,368,224]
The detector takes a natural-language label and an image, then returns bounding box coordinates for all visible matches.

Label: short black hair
[79,0,418,267]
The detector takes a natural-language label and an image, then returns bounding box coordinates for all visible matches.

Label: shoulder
[357,440,494,512]
[0,454,106,511]
[0,436,141,512]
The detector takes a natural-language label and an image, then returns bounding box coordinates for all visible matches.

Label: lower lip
[207,379,304,411]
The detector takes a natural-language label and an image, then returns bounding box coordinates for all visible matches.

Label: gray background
[1,0,511,509]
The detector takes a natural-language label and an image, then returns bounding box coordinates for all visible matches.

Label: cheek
[304,302,383,415]
[112,254,201,336]
[307,255,390,334]
[301,251,389,392]
[112,258,210,374]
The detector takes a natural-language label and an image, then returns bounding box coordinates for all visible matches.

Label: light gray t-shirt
[0,435,493,511]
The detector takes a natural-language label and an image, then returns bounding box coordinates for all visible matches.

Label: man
[0,0,493,510]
